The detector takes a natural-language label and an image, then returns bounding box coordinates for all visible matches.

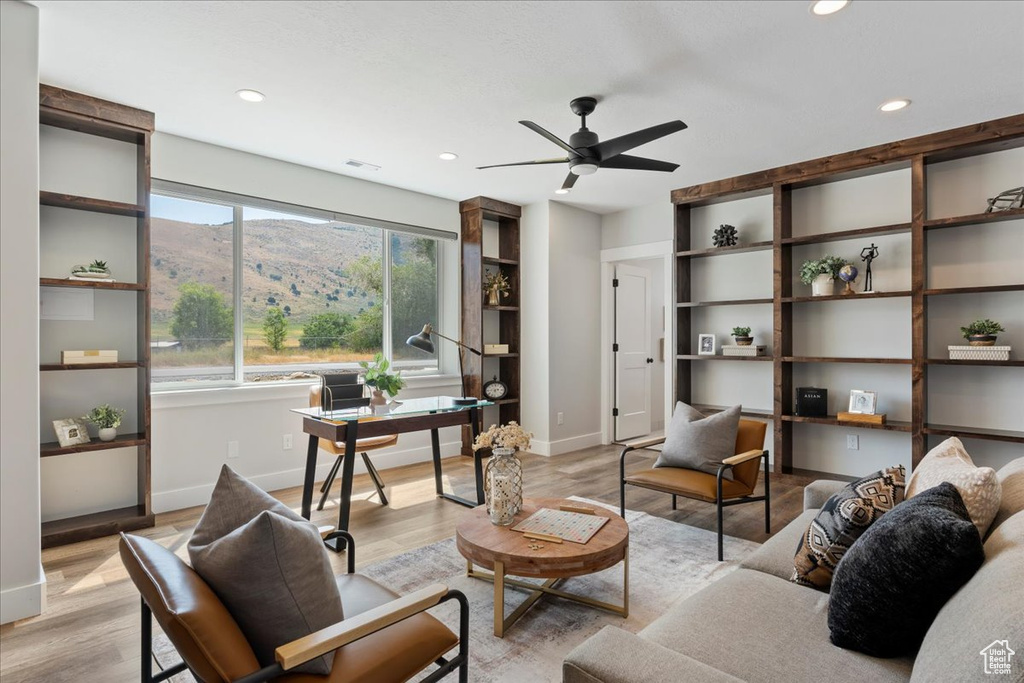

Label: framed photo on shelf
[52,418,91,448]
[848,390,877,415]
[698,334,717,356]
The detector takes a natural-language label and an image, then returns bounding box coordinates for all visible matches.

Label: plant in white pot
[84,404,126,441]
[358,353,405,413]
[800,256,847,297]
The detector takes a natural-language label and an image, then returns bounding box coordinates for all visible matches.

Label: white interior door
[614,263,652,441]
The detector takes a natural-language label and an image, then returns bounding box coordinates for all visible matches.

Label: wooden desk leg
[328,422,358,554]
[301,434,318,520]
[493,560,505,638]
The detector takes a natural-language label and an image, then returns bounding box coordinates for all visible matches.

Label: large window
[151,184,444,386]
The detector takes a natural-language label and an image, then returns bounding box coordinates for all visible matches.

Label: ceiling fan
[477,96,687,192]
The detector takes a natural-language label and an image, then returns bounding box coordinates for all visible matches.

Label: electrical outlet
[557,412,564,425]
[282,434,293,450]
[227,440,240,458]
[847,435,859,450]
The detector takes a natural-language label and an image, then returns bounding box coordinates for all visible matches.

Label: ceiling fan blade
[599,154,679,172]
[477,157,569,170]
[519,121,582,157]
[561,173,579,190]
[594,120,687,160]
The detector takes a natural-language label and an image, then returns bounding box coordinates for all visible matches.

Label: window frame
[150,180,450,390]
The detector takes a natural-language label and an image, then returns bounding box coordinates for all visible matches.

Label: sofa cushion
[188,465,344,675]
[639,568,913,683]
[654,402,740,480]
[828,483,984,658]
[910,511,1024,683]
[792,465,905,589]
[907,437,1001,537]
[740,509,817,581]
[989,457,1024,535]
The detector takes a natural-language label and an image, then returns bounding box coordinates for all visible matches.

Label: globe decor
[473,421,532,526]
[839,263,858,296]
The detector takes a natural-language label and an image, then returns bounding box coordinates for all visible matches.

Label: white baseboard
[0,565,46,625]
[152,439,463,513]
[529,431,603,457]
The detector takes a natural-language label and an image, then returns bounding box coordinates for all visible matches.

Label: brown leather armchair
[619,419,770,561]
[120,531,468,683]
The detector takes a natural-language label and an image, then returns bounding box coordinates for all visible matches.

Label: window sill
[152,373,463,410]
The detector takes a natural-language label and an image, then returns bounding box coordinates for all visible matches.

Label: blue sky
[152,194,327,225]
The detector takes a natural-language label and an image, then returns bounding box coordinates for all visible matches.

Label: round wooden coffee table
[456,497,629,637]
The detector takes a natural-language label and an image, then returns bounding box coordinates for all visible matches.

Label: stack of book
[722,345,767,357]
[948,345,1011,361]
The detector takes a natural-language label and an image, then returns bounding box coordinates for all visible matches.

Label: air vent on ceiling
[345,159,381,171]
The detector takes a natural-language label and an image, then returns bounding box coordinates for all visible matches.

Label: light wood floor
[0,444,823,682]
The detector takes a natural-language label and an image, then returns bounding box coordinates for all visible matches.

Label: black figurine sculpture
[713,224,738,247]
[860,243,879,292]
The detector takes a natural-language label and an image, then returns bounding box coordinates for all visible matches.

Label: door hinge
[612,343,619,353]
[612,408,619,417]
[612,278,619,287]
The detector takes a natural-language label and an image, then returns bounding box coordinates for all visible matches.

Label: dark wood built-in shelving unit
[672,113,1024,473]
[460,197,522,455]
[38,85,155,547]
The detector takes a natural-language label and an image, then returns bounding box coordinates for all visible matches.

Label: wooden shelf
[677,354,772,361]
[781,290,911,303]
[782,356,912,365]
[39,190,145,217]
[41,432,148,458]
[924,284,1023,296]
[41,361,143,371]
[483,256,519,266]
[482,305,519,312]
[39,277,145,290]
[781,414,913,432]
[691,403,774,418]
[676,298,773,308]
[925,359,1023,367]
[923,424,1024,444]
[41,505,154,549]
[675,241,773,258]
[483,353,519,358]
[492,398,519,405]
[924,208,1024,230]
[781,222,912,246]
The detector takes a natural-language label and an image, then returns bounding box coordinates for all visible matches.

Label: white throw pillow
[654,402,740,480]
[907,437,1001,538]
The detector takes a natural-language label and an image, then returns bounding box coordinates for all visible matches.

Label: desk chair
[619,419,770,561]
[310,386,397,510]
[121,531,469,683]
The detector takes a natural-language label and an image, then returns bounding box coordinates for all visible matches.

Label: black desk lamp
[406,323,482,405]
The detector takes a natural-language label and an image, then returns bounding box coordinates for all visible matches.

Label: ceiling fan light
[571,163,599,176]
[555,188,570,195]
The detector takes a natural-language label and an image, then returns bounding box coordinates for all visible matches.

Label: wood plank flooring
[0,444,827,682]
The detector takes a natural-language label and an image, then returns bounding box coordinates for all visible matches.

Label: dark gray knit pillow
[654,402,741,480]
[828,482,984,657]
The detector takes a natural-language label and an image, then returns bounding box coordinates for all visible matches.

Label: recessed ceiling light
[554,188,570,195]
[236,89,265,103]
[438,152,458,161]
[879,98,911,112]
[810,0,849,15]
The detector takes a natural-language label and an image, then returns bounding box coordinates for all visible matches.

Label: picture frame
[52,417,91,448]
[698,333,717,356]
[848,389,877,415]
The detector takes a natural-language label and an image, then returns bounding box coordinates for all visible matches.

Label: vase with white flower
[473,421,532,525]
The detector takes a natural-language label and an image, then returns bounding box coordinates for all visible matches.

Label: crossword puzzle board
[512,508,609,544]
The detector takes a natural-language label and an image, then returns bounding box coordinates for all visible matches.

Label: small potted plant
[84,404,126,441]
[731,326,753,346]
[71,259,112,280]
[483,270,510,306]
[358,352,405,412]
[960,319,1005,347]
[800,256,847,297]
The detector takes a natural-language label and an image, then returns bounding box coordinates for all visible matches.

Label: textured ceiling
[33,0,1024,214]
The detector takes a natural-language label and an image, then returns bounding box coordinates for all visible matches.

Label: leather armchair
[120,531,468,683]
[619,419,770,561]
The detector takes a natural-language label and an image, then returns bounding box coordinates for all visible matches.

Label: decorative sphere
[839,264,858,283]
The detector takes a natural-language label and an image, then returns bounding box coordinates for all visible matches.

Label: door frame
[600,240,674,445]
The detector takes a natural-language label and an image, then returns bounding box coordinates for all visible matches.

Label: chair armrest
[722,449,766,466]
[274,583,449,671]
[622,435,667,451]
[803,480,848,511]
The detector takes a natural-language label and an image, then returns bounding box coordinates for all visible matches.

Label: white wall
[1,0,44,624]
[601,201,673,250]
[519,202,550,445]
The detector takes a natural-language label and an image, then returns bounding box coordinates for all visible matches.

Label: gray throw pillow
[654,402,741,480]
[188,465,344,675]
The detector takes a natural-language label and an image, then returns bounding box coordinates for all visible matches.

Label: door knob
[646,358,654,363]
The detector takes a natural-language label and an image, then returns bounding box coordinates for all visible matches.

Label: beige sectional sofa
[563,459,1024,683]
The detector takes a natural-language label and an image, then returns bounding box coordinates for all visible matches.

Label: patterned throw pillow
[906,437,1001,538]
[791,465,905,590]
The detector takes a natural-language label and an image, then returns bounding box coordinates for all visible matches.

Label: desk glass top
[292,396,493,422]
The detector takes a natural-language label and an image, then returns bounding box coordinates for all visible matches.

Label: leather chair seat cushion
[281,574,459,683]
[625,467,753,502]
[343,434,399,450]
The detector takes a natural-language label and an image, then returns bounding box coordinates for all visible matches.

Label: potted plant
[71,259,112,280]
[84,404,126,441]
[731,326,753,346]
[960,319,1005,346]
[473,421,532,526]
[483,270,510,306]
[800,256,847,297]
[358,352,405,412]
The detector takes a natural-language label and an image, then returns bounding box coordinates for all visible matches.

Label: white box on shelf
[721,345,767,357]
[61,349,119,364]
[484,343,510,355]
[947,346,1010,361]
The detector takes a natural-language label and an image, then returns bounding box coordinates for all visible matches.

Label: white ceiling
[33,1,1024,214]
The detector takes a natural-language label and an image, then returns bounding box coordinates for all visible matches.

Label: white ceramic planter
[811,274,835,297]
[98,427,117,442]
